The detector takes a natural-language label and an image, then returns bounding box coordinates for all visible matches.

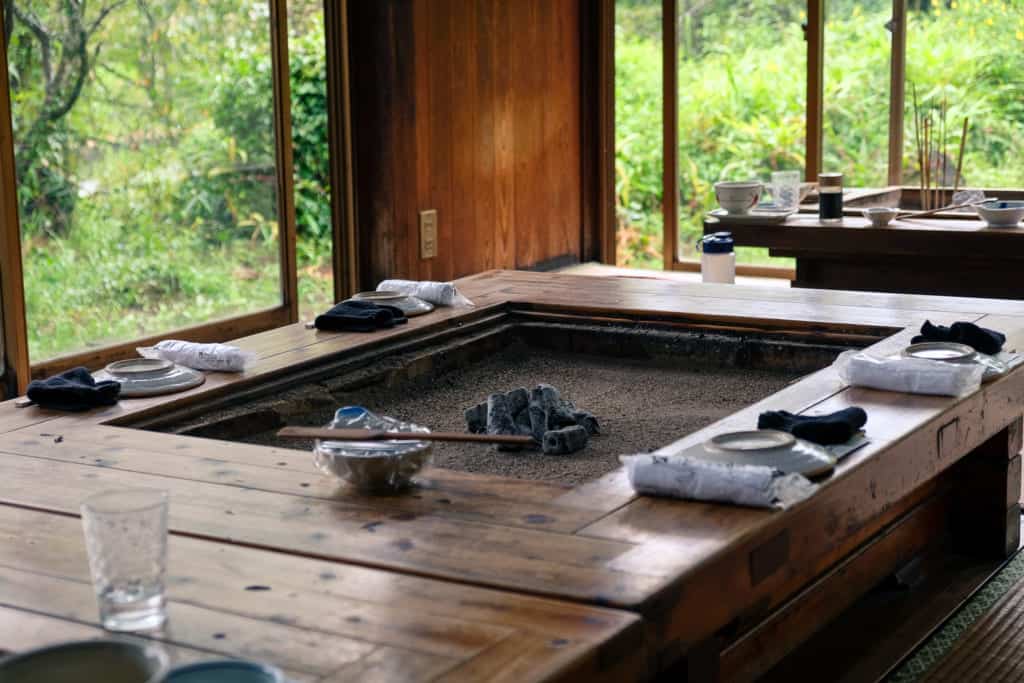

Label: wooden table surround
[2,270,1024,681]
[704,214,1024,299]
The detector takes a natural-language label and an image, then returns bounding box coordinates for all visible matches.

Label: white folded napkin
[621,453,817,510]
[376,279,474,307]
[834,350,984,397]
[137,340,254,373]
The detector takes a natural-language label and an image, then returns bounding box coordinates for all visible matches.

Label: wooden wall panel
[350,0,588,288]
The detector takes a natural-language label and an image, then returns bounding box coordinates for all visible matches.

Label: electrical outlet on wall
[420,210,438,259]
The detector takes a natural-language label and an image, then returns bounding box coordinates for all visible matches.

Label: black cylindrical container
[819,172,844,223]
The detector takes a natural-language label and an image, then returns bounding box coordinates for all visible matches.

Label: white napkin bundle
[137,340,254,373]
[376,279,474,307]
[621,453,817,510]
[833,350,984,397]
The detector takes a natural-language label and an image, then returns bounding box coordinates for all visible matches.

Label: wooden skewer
[941,95,948,209]
[896,196,996,220]
[954,116,969,194]
[912,83,923,211]
[276,426,536,446]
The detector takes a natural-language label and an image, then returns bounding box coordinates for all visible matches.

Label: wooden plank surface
[3,270,1024,679]
[0,505,643,682]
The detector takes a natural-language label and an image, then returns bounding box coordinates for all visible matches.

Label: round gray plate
[349,291,435,317]
[702,430,835,478]
[902,342,976,363]
[95,361,205,397]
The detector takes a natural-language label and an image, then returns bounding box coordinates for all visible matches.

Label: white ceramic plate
[708,207,797,225]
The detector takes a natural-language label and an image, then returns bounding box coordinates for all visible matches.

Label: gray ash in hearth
[466,383,600,455]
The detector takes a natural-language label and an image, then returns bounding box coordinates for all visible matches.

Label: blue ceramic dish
[0,639,168,683]
[164,660,285,683]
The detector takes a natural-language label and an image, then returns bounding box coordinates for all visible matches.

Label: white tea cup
[714,181,763,215]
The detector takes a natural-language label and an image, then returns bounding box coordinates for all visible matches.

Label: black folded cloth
[26,367,121,412]
[912,320,1005,355]
[758,407,867,446]
[314,300,408,332]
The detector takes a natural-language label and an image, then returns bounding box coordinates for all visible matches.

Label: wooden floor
[2,269,1024,680]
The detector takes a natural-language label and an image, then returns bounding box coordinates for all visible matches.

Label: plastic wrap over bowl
[313,406,432,493]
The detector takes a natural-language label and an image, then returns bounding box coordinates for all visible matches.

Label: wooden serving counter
[2,270,1024,681]
[705,212,1024,299]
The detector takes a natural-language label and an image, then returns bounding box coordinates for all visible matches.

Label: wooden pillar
[950,418,1023,559]
[805,0,824,182]
[325,0,359,301]
[662,0,679,268]
[0,7,30,396]
[887,0,908,185]
[269,0,299,322]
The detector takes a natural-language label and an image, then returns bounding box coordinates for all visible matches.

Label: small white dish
[96,358,205,397]
[708,207,796,225]
[862,207,898,227]
[976,200,1024,228]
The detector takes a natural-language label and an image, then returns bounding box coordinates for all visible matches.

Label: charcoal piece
[542,425,589,455]
[465,403,487,434]
[572,410,600,436]
[549,398,577,430]
[506,387,529,416]
[514,409,534,437]
[486,393,516,435]
[527,385,553,442]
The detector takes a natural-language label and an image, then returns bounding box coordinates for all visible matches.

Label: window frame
[603,0,909,274]
[0,0,356,394]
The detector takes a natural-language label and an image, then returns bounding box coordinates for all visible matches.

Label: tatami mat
[888,545,1024,682]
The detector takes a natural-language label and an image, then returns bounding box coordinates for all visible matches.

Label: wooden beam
[583,0,616,265]
[887,0,908,185]
[325,0,359,301]
[269,0,300,322]
[0,8,30,396]
[805,0,825,182]
[662,0,679,268]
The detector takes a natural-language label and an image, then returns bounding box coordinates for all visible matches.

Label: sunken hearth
[150,316,862,486]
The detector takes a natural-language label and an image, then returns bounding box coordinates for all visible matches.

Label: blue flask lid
[700,231,734,254]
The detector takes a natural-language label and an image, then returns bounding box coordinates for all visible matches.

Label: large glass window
[6,1,284,362]
[615,0,664,269]
[823,0,892,187]
[288,0,334,320]
[676,1,805,266]
[905,0,1024,189]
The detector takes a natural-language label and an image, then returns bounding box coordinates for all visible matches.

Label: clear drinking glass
[81,488,169,632]
[769,170,803,211]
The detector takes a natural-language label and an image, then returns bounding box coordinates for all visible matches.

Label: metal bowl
[314,407,432,494]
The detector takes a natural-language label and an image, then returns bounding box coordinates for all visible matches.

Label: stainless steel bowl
[314,407,432,494]
[314,444,433,493]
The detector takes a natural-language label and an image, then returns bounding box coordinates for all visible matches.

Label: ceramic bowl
[0,639,169,683]
[976,200,1024,228]
[862,207,898,227]
[165,659,285,683]
[713,181,764,215]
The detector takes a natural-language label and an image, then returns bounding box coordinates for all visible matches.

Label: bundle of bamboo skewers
[911,83,969,211]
